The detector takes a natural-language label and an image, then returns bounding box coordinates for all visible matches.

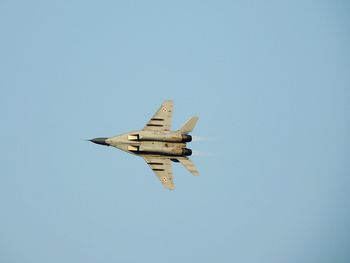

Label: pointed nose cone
[89,137,109,146]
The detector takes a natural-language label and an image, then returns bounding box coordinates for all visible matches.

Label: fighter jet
[89,100,199,190]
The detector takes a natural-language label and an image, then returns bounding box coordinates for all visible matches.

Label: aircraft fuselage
[104,130,192,157]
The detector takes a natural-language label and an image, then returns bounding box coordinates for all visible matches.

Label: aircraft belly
[137,141,185,156]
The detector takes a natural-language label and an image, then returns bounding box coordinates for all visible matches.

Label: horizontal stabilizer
[179,116,199,134]
[178,157,199,176]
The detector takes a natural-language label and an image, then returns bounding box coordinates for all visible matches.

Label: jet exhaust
[182,148,192,156]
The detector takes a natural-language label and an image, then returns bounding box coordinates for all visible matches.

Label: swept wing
[143,100,173,132]
[143,156,175,190]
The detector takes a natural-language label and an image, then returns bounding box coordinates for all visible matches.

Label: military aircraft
[89,100,199,190]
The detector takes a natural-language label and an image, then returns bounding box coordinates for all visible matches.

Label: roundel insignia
[162,106,167,112]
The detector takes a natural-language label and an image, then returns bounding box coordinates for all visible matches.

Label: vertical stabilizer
[179,116,199,134]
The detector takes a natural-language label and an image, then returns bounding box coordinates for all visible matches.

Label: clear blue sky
[1,1,349,262]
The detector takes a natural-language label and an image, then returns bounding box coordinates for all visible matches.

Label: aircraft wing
[143,157,175,190]
[143,100,173,132]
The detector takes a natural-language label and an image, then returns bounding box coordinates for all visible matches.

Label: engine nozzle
[182,148,192,156]
[182,134,192,142]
